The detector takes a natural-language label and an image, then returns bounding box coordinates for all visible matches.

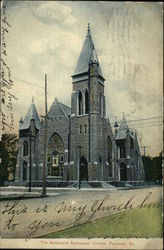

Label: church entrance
[80,156,88,181]
[120,162,127,181]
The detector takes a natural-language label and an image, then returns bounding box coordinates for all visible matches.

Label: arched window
[78,91,83,115]
[85,89,89,114]
[23,141,28,156]
[99,93,103,117]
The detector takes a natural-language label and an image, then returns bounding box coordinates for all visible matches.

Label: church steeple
[19,97,41,130]
[72,24,104,80]
[115,115,129,140]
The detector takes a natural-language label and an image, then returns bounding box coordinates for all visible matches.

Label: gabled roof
[72,24,103,78]
[48,98,71,120]
[20,98,41,130]
[116,115,129,140]
[59,102,71,117]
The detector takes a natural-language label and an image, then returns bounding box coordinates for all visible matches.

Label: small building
[115,115,145,184]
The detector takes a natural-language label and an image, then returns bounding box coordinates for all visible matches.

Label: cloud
[5,1,163,156]
[33,2,76,28]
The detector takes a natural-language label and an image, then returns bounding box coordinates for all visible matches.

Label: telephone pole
[42,74,47,197]
[141,146,149,167]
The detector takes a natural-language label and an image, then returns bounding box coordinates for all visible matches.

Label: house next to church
[15,25,144,187]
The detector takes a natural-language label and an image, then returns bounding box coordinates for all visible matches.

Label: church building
[15,25,144,187]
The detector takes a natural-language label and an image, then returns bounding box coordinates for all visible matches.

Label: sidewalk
[0,184,158,201]
[0,186,61,201]
[0,184,117,193]
[0,191,42,201]
[0,184,117,200]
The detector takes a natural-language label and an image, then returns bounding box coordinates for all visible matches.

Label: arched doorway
[80,156,88,181]
[120,162,127,181]
[22,161,27,181]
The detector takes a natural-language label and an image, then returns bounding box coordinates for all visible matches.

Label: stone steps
[101,181,117,190]
[79,181,91,189]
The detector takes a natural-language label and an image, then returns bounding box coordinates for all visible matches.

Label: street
[0,186,162,240]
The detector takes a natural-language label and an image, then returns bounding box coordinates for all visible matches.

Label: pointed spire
[72,25,104,78]
[20,101,41,130]
[115,115,129,140]
[120,114,128,130]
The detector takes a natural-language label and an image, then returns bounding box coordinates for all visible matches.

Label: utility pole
[88,49,91,163]
[42,74,47,197]
[141,146,149,167]
[29,130,32,192]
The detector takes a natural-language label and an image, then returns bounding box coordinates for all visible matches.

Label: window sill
[47,176,62,179]
[77,114,88,117]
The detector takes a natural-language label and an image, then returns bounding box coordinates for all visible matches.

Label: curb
[0,193,42,201]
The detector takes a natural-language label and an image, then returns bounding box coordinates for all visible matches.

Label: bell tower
[69,24,112,183]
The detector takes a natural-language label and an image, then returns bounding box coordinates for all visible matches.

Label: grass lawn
[41,202,162,238]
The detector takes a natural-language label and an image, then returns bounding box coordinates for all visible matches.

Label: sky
[1,1,163,156]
